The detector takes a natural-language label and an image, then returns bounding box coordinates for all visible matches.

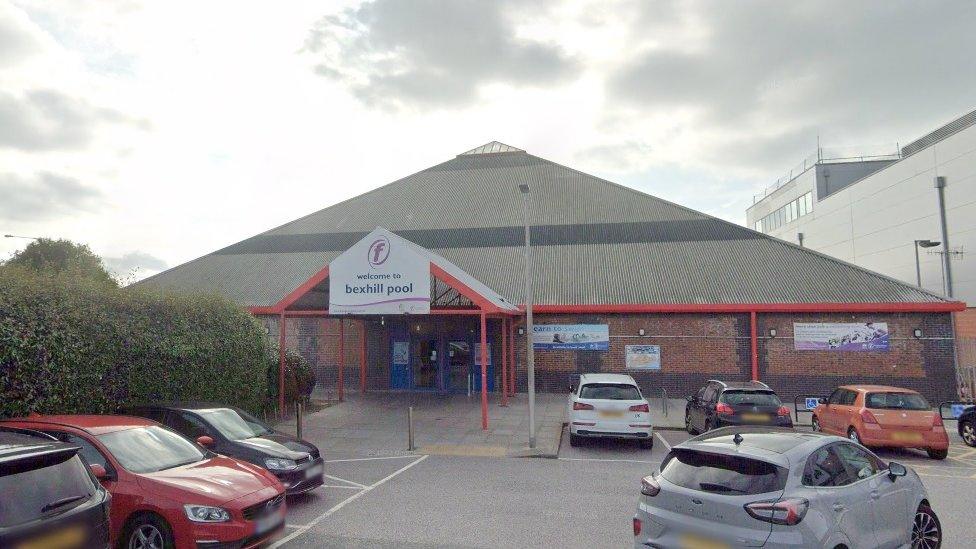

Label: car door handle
[870,490,880,500]
[832,503,845,512]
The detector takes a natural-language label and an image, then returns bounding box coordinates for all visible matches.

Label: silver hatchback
[633,427,942,549]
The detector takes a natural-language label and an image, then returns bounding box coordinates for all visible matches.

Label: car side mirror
[888,462,907,481]
[90,463,109,480]
[196,435,214,447]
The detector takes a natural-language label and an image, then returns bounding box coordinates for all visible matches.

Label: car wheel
[847,427,861,445]
[639,437,653,450]
[685,412,698,435]
[569,433,581,447]
[961,420,976,447]
[912,503,942,549]
[124,514,174,549]
[811,415,821,432]
[927,448,948,460]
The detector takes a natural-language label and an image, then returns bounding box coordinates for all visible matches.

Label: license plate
[891,431,924,443]
[599,411,624,418]
[17,526,85,549]
[255,509,284,535]
[679,533,730,549]
[306,463,323,479]
[741,413,770,423]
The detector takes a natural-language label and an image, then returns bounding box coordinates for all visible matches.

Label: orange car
[812,385,949,459]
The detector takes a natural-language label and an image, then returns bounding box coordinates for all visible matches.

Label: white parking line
[270,455,429,548]
[654,432,672,451]
[325,455,419,463]
[324,474,367,488]
[322,484,364,489]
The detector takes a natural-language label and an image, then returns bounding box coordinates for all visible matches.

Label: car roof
[678,427,834,466]
[1,415,158,436]
[838,385,918,393]
[707,380,772,391]
[579,373,638,385]
[130,402,240,412]
[0,427,78,464]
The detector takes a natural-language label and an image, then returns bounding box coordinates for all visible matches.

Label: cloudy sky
[2,0,974,280]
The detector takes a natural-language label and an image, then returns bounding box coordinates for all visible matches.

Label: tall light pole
[519,183,536,449]
[914,239,941,288]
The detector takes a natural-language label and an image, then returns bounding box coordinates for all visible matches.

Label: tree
[5,238,116,286]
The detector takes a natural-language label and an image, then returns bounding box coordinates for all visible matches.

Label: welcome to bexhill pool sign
[329,228,431,315]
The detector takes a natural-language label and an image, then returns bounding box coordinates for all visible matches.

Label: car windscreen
[579,383,641,400]
[0,454,96,528]
[866,392,930,411]
[98,426,205,473]
[196,408,275,440]
[660,449,787,495]
[720,390,782,406]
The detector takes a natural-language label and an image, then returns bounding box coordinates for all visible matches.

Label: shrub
[267,349,317,405]
[0,265,270,419]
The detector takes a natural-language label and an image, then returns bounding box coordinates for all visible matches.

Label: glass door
[447,341,471,392]
[413,339,438,389]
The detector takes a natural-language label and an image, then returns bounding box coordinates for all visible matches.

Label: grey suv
[633,427,941,548]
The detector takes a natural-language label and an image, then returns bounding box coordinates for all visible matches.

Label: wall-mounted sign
[392,341,410,365]
[329,227,431,315]
[533,324,609,350]
[793,322,889,352]
[625,345,660,370]
[474,342,492,365]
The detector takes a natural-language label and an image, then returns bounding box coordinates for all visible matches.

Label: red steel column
[480,312,489,430]
[501,318,509,406]
[509,320,516,395]
[360,319,367,394]
[338,319,345,402]
[278,313,286,416]
[750,311,759,381]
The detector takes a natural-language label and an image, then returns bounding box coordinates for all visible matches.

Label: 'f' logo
[368,237,390,267]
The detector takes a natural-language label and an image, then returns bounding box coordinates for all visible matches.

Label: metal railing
[793,394,828,427]
[661,388,668,417]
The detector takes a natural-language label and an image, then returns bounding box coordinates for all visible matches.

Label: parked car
[684,380,793,434]
[128,403,324,495]
[0,426,112,549]
[955,404,976,447]
[811,385,949,459]
[567,373,653,448]
[1,415,286,549]
[633,427,942,549]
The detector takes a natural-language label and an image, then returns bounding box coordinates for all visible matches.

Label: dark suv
[128,403,324,496]
[685,380,793,434]
[0,427,111,549]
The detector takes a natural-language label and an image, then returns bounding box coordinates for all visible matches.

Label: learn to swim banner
[533,324,609,350]
[793,322,890,352]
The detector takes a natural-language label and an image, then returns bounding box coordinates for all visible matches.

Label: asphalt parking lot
[274,426,976,548]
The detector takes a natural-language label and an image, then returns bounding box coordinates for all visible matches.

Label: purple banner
[793,322,890,352]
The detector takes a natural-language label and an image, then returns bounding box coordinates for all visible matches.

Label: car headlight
[184,504,231,522]
[264,458,298,471]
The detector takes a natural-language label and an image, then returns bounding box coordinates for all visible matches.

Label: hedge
[0,265,272,419]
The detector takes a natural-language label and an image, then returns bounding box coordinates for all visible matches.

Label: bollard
[662,388,668,417]
[296,401,304,440]
[407,406,415,451]
[467,373,472,397]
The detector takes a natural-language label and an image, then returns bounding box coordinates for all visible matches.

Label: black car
[0,427,112,549]
[128,403,324,496]
[957,404,976,447]
[685,380,793,434]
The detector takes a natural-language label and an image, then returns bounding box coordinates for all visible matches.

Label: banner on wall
[793,322,890,351]
[474,342,492,365]
[533,324,609,350]
[625,345,661,370]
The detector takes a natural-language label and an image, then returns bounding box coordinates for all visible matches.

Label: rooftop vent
[458,141,525,156]
[901,109,976,158]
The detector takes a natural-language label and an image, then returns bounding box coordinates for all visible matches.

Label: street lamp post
[914,239,941,288]
[518,183,536,449]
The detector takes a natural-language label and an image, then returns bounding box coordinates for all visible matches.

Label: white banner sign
[329,228,431,315]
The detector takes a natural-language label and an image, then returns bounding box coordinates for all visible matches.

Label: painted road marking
[324,474,367,488]
[654,432,671,451]
[322,484,364,489]
[270,455,429,548]
[325,455,419,463]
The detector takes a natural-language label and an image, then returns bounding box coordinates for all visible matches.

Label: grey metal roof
[139,143,950,307]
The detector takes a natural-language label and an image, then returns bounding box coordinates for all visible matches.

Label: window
[99,426,205,473]
[805,192,814,213]
[702,385,719,403]
[833,443,882,481]
[661,449,787,495]
[803,446,854,487]
[841,390,858,406]
[579,383,642,400]
[756,191,814,233]
[43,431,110,471]
[195,408,276,441]
[0,454,97,528]
[866,392,930,411]
[169,412,211,439]
[720,390,782,406]
[827,389,844,405]
[755,221,762,231]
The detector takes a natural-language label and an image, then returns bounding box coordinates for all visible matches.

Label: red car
[1,415,286,549]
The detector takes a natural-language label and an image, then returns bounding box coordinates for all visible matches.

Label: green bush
[0,265,271,419]
[267,349,317,405]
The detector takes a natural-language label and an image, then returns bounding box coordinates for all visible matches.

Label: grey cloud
[304,0,580,109]
[0,89,149,151]
[608,0,976,170]
[0,3,42,67]
[103,251,168,275]
[0,172,103,222]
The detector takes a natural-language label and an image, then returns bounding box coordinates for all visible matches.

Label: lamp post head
[916,240,941,248]
[518,184,530,194]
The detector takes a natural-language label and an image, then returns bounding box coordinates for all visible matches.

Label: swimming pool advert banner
[533,324,609,350]
[793,322,890,352]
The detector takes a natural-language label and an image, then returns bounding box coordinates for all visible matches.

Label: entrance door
[447,341,471,392]
[413,339,438,389]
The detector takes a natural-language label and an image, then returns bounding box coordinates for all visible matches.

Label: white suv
[567,373,653,448]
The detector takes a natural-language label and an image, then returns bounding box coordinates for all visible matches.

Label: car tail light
[777,406,791,417]
[933,413,944,427]
[860,409,879,424]
[640,475,660,497]
[633,517,642,536]
[744,498,809,526]
[716,402,734,416]
[629,404,650,412]
[573,402,594,411]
